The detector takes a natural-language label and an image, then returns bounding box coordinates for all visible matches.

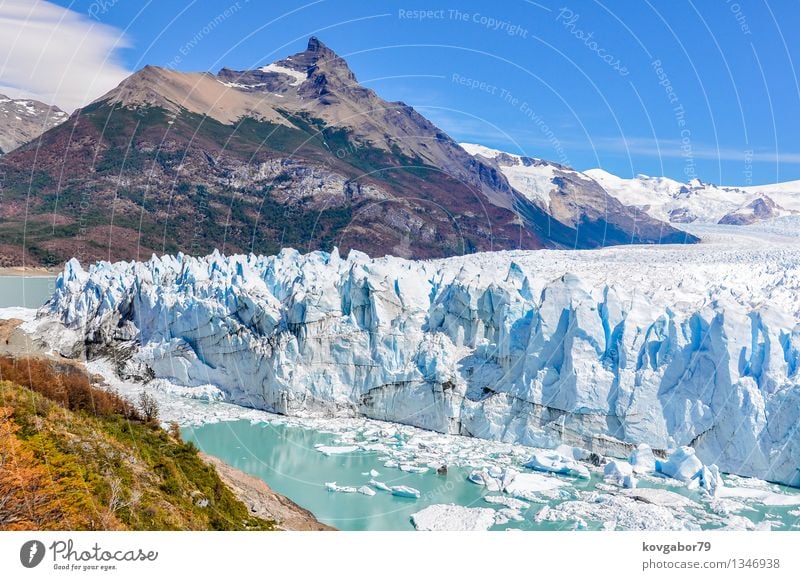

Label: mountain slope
[0,38,683,267]
[461,144,697,245]
[0,355,275,531]
[0,94,67,155]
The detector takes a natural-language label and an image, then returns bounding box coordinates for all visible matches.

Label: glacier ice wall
[43,247,800,485]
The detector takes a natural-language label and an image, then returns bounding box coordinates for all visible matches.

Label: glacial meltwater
[182,419,800,531]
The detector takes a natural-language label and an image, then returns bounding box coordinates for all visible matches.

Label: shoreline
[201,453,335,531]
[0,266,59,277]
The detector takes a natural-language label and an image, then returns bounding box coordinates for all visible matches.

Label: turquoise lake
[183,419,500,531]
[182,419,800,531]
[0,276,56,308]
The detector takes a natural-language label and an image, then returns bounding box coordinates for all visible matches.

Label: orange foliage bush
[0,356,139,420]
[0,406,72,530]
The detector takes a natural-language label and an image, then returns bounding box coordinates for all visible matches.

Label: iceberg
[391,485,421,499]
[483,495,531,510]
[629,444,656,474]
[604,460,637,488]
[656,446,704,482]
[369,479,391,492]
[534,493,700,531]
[315,445,358,456]
[39,247,800,486]
[503,472,566,501]
[325,482,358,493]
[525,451,590,479]
[467,469,502,491]
[411,504,497,531]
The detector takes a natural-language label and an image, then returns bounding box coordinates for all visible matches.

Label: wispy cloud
[0,0,131,112]
[588,136,800,164]
[427,110,800,165]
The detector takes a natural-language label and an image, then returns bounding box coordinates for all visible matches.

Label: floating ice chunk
[629,443,656,474]
[467,469,501,491]
[718,515,765,531]
[399,464,429,474]
[370,469,380,477]
[604,460,636,487]
[503,472,566,501]
[604,460,633,479]
[501,467,518,490]
[493,507,525,526]
[621,488,700,509]
[369,479,391,492]
[325,481,358,493]
[411,504,496,531]
[698,464,723,496]
[525,451,590,479]
[555,444,591,462]
[391,485,421,499]
[384,460,399,468]
[717,486,800,506]
[484,495,530,510]
[316,445,359,456]
[535,493,700,531]
[656,446,704,482]
[358,485,376,496]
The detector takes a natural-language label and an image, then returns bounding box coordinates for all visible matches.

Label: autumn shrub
[0,356,139,420]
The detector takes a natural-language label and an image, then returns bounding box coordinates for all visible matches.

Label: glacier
[39,238,800,486]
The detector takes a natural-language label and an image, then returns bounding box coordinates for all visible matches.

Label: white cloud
[0,0,131,112]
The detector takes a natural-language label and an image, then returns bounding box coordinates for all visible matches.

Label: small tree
[137,391,159,424]
[167,421,181,441]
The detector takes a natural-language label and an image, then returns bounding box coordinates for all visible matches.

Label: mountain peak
[306,36,331,56]
[291,36,356,84]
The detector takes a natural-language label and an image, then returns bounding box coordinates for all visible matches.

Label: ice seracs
[39,244,800,486]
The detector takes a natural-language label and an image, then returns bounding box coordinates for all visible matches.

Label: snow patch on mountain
[461,143,575,209]
[257,63,307,86]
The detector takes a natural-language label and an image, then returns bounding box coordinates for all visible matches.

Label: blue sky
[20,1,800,185]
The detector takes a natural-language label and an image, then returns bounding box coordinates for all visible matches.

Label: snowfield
[36,221,800,486]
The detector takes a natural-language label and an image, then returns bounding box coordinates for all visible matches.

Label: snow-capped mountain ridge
[459,142,800,228]
[41,240,800,486]
[459,143,695,245]
[586,168,800,225]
